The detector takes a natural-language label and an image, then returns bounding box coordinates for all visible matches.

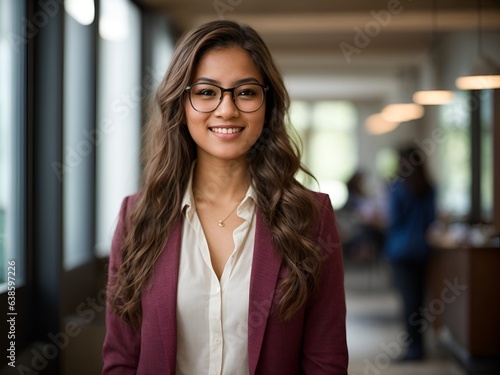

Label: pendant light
[364,113,400,135]
[455,0,500,90]
[413,90,455,105]
[456,56,500,90]
[381,68,425,123]
[381,103,425,122]
[413,0,455,105]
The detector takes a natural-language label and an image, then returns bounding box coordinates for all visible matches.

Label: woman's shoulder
[117,190,144,222]
[304,189,336,229]
[306,189,333,209]
[122,190,143,208]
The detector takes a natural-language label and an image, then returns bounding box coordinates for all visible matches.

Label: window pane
[63,5,96,270]
[312,101,356,131]
[296,100,358,209]
[375,147,398,181]
[309,101,358,182]
[289,101,310,131]
[480,90,493,221]
[95,0,142,256]
[287,101,309,167]
[148,16,174,88]
[0,0,25,287]
[438,91,470,216]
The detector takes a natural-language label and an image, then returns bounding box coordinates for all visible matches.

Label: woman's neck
[192,157,250,206]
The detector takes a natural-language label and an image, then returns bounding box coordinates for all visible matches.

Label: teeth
[210,127,243,134]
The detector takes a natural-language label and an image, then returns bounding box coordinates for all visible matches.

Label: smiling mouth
[209,127,244,134]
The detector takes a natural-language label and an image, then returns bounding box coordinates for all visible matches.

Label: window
[95,0,142,256]
[145,14,174,86]
[438,91,471,216]
[63,1,96,270]
[289,100,358,209]
[375,147,398,181]
[480,89,493,221]
[94,1,175,257]
[0,0,25,287]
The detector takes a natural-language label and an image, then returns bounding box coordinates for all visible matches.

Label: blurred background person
[337,170,385,263]
[384,145,436,361]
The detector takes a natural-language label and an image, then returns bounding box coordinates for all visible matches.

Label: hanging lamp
[413,0,455,105]
[381,67,425,123]
[455,0,500,90]
[365,113,400,135]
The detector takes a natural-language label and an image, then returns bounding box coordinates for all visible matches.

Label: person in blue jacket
[385,145,436,361]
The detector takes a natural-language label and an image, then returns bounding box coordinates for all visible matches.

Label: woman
[385,146,436,361]
[102,20,348,375]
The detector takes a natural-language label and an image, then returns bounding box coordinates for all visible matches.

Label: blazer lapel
[248,210,282,375]
[147,212,281,374]
[152,217,183,374]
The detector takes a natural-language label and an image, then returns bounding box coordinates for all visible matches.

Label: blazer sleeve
[102,196,142,374]
[301,194,348,374]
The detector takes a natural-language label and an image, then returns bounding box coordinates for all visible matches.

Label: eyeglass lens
[188,84,265,113]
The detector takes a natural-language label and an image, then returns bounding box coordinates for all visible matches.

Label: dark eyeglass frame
[185,82,269,113]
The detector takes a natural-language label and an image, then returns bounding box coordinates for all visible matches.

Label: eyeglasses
[185,82,269,113]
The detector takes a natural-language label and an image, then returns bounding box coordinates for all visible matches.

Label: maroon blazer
[102,191,348,374]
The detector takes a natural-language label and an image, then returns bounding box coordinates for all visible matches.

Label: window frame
[0,0,31,362]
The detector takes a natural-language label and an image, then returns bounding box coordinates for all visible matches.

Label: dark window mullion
[31,1,64,373]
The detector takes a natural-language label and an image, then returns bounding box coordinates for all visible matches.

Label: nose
[214,91,239,118]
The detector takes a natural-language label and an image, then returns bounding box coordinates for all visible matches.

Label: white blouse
[176,171,257,375]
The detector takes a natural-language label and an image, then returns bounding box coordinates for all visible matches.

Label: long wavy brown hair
[108,20,323,328]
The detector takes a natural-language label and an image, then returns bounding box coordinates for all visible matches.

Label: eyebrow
[194,77,262,86]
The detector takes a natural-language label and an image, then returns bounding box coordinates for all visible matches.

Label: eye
[195,88,217,97]
[237,87,258,97]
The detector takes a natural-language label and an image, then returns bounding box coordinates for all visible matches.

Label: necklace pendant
[218,220,225,227]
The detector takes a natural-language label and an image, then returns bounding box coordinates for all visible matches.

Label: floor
[344,260,467,375]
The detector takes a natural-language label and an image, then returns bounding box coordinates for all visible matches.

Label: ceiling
[138,0,500,100]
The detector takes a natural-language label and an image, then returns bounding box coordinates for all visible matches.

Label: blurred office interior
[1,0,500,373]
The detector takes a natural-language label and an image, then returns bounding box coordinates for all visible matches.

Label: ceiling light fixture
[456,55,500,90]
[382,64,426,123]
[413,90,455,105]
[365,113,400,135]
[381,103,424,122]
[413,0,455,105]
[455,0,500,90]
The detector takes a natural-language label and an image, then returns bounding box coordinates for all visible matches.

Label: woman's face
[184,46,266,163]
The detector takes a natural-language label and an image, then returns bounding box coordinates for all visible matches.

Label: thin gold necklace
[218,200,242,227]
